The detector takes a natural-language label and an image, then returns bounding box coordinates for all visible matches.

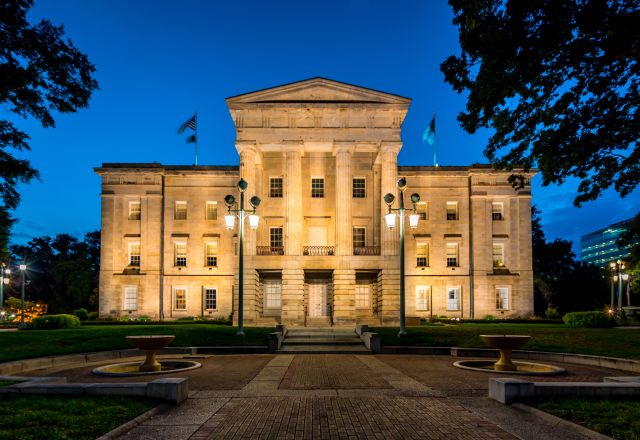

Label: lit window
[123,286,137,311]
[205,242,217,267]
[174,287,187,310]
[416,285,430,311]
[496,287,509,310]
[355,284,371,309]
[493,243,505,267]
[129,201,141,220]
[446,243,459,267]
[447,286,460,310]
[129,242,140,267]
[446,202,458,220]
[416,243,428,267]
[492,202,504,221]
[270,227,283,249]
[175,242,187,266]
[311,178,324,198]
[206,202,217,220]
[353,227,366,249]
[270,177,283,198]
[265,281,281,308]
[352,178,366,198]
[204,287,217,310]
[416,202,427,220]
[175,201,187,220]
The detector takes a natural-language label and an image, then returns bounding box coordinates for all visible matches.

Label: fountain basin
[453,359,566,376]
[480,334,530,371]
[126,335,175,372]
[93,359,201,377]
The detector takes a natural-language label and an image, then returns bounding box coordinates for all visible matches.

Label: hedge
[563,311,616,328]
[32,314,81,330]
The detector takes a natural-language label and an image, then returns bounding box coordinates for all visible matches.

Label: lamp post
[0,263,10,320]
[622,274,630,307]
[610,260,626,311]
[19,264,27,329]
[384,177,421,337]
[224,178,260,337]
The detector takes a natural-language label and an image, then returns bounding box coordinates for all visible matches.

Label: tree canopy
[442,0,639,206]
[0,0,98,257]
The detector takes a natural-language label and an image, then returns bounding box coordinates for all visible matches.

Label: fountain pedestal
[126,335,175,372]
[480,335,531,372]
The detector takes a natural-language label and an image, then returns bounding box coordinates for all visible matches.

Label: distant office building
[581,219,634,267]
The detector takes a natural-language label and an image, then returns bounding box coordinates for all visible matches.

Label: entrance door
[308,283,327,317]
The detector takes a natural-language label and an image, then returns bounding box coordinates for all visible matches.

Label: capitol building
[96,78,534,326]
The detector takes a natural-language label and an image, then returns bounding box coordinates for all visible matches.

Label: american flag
[178,114,196,133]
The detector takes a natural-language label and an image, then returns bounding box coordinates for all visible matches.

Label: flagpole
[433,112,438,167]
[194,111,199,166]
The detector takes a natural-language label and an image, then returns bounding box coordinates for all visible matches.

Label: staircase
[305,317,332,328]
[279,327,369,354]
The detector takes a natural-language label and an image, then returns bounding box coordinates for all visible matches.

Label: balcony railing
[353,246,380,256]
[256,246,285,256]
[303,246,335,256]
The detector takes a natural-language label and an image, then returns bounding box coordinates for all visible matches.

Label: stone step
[286,332,356,339]
[278,345,370,354]
[284,337,362,346]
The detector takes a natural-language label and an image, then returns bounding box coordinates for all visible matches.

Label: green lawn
[0,395,157,440]
[373,323,640,359]
[0,324,273,363]
[530,397,640,440]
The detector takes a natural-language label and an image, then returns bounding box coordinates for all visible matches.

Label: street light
[19,263,27,330]
[224,178,260,336]
[384,177,421,337]
[0,263,10,320]
[610,260,626,310]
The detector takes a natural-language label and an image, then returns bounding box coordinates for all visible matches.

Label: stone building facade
[96,78,535,326]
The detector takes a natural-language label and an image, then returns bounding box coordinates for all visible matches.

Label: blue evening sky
[7,0,639,256]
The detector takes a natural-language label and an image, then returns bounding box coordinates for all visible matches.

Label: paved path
[96,354,618,440]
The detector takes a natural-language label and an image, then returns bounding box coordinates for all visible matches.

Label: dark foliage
[8,231,100,313]
[563,311,615,328]
[442,0,639,206]
[0,0,98,255]
[618,211,640,292]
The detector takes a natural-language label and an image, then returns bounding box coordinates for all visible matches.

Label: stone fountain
[453,334,565,376]
[93,335,201,377]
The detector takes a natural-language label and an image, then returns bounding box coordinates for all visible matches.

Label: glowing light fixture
[224,215,235,230]
[385,213,396,229]
[248,214,259,230]
[409,213,419,229]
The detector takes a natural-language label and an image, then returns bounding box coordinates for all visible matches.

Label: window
[493,243,505,267]
[447,286,461,310]
[265,281,281,309]
[416,285,430,311]
[446,243,459,267]
[175,242,187,266]
[353,227,366,248]
[352,178,366,198]
[174,287,187,310]
[206,202,217,220]
[496,287,509,310]
[446,202,458,220]
[416,242,428,267]
[129,242,140,267]
[123,286,137,311]
[492,202,504,221]
[205,242,218,267]
[416,202,427,220]
[175,201,187,220]
[270,227,283,248]
[355,284,370,309]
[204,287,217,310]
[270,177,283,198]
[128,201,141,220]
[311,177,324,198]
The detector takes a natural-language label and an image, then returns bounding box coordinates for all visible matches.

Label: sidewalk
[84,354,615,440]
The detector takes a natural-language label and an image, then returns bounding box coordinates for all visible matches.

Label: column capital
[235,140,258,156]
[281,140,305,157]
[333,141,355,156]
[375,141,402,164]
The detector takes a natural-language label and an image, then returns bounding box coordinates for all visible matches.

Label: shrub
[87,311,99,320]
[545,307,561,320]
[563,311,616,328]
[137,315,151,322]
[484,315,496,321]
[32,314,81,330]
[73,308,89,321]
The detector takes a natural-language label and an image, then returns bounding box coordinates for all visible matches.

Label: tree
[442,0,639,206]
[0,0,98,256]
[8,231,100,313]
[618,210,640,293]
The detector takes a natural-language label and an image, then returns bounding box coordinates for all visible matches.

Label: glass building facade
[580,219,634,267]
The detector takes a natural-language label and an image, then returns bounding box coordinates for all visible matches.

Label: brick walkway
[25,353,621,439]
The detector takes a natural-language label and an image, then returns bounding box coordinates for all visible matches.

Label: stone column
[378,142,401,256]
[334,143,354,256]
[282,268,305,326]
[379,268,400,324]
[238,141,259,257]
[284,142,303,256]
[333,269,356,325]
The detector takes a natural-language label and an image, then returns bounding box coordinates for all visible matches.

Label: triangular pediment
[226,77,410,105]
